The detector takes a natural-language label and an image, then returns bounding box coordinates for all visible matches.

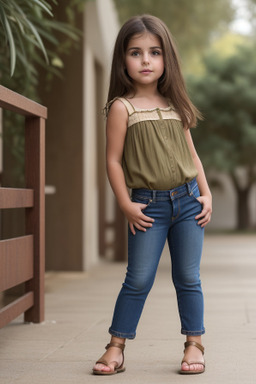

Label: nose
[142,52,150,65]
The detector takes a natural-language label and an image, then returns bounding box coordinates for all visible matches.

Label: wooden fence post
[24,116,45,323]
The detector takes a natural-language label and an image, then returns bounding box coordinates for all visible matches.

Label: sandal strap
[184,341,204,355]
[182,359,205,367]
[105,342,125,351]
[95,343,125,371]
[95,358,119,368]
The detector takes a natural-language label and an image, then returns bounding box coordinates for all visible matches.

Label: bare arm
[184,128,212,227]
[106,100,154,234]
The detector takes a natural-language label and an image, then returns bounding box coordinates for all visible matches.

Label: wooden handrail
[0,236,34,292]
[0,188,34,208]
[0,85,47,118]
[0,85,46,327]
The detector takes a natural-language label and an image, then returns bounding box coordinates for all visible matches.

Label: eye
[130,51,140,57]
[152,50,161,56]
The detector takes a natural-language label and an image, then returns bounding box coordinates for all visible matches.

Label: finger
[197,218,207,226]
[197,212,210,222]
[199,219,210,227]
[129,222,136,235]
[195,212,205,220]
[195,208,209,220]
[140,212,155,223]
[138,204,155,222]
[137,203,149,213]
[135,223,147,232]
[138,219,153,228]
[197,214,211,227]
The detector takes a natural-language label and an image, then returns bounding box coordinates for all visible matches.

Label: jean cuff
[109,327,136,340]
[181,328,205,336]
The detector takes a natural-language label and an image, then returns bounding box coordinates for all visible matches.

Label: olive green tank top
[112,97,198,190]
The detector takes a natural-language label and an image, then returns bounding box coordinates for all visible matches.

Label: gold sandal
[92,342,126,375]
[180,341,205,375]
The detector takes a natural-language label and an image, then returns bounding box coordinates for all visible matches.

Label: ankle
[186,336,202,345]
[110,336,126,345]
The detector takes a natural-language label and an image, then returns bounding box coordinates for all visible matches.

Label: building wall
[82,0,119,269]
[39,3,84,270]
[38,0,119,271]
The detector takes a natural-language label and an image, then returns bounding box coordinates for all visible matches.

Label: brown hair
[105,14,202,128]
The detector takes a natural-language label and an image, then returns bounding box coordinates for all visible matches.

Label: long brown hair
[106,14,202,128]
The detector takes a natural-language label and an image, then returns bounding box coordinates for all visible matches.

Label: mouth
[140,69,152,73]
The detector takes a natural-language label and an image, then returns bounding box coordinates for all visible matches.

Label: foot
[93,344,124,374]
[181,342,205,374]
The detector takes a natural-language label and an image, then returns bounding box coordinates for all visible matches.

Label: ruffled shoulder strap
[104,97,135,116]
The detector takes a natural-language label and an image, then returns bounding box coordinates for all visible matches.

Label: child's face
[125,32,164,89]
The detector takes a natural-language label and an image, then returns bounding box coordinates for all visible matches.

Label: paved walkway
[0,234,256,384]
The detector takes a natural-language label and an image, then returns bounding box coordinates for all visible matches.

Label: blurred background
[0,0,256,272]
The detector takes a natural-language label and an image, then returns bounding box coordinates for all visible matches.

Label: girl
[93,14,212,376]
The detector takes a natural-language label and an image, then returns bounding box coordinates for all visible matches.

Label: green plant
[0,0,86,185]
[0,0,80,96]
[189,43,256,229]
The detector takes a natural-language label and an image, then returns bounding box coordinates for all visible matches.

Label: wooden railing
[0,85,47,327]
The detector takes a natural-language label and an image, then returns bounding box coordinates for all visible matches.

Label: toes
[101,366,112,372]
[191,363,204,372]
[181,362,204,372]
[181,362,190,371]
[193,363,204,372]
[94,364,111,373]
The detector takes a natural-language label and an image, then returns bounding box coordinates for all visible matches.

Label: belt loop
[152,190,156,202]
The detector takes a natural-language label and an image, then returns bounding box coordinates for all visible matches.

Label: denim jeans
[109,178,205,339]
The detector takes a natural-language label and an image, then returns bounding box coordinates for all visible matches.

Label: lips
[140,69,152,73]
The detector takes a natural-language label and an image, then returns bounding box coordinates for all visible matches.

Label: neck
[133,82,159,98]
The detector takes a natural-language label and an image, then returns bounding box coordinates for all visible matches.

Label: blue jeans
[109,178,205,339]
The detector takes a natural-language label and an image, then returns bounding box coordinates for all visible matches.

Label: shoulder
[106,96,135,117]
[106,99,129,133]
[107,98,129,124]
[109,98,128,114]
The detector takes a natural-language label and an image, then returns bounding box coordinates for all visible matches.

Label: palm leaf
[30,0,53,16]
[0,7,16,75]
[0,0,83,77]
[0,0,53,72]
[25,18,49,63]
[44,19,80,40]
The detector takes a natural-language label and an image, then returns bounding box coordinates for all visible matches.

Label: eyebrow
[127,46,162,51]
